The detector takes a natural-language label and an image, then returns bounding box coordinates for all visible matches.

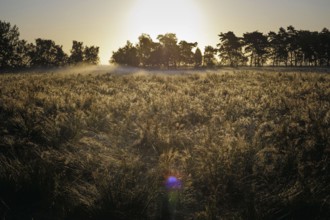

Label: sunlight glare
[126,0,206,43]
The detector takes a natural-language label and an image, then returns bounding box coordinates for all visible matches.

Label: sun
[125,0,206,43]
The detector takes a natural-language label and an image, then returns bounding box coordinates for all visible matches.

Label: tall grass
[0,69,329,219]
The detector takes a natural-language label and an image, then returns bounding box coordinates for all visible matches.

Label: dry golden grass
[0,68,329,219]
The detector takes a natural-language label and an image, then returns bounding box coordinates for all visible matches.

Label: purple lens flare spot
[165,175,182,190]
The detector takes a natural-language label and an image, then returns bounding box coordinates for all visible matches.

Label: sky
[1,0,330,64]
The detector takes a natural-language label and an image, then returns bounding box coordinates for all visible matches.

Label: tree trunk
[250,54,253,67]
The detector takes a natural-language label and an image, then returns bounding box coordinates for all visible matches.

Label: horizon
[1,0,330,64]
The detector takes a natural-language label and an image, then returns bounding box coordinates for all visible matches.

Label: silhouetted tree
[32,38,68,67]
[277,28,290,66]
[287,26,300,66]
[268,28,289,66]
[297,30,311,66]
[110,41,139,67]
[70,41,84,65]
[0,20,31,68]
[55,46,68,66]
[310,31,321,66]
[319,28,330,66]
[10,40,34,68]
[157,33,179,68]
[267,27,330,67]
[203,46,217,67]
[268,31,281,66]
[194,47,203,68]
[149,42,163,67]
[84,46,99,65]
[243,31,269,66]
[111,28,330,68]
[137,34,154,67]
[218,31,245,67]
[178,40,197,66]
[298,30,320,66]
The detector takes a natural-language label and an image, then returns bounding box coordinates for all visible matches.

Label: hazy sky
[1,0,329,64]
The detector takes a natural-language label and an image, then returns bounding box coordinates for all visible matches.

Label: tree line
[110,33,204,68]
[111,26,330,68]
[1,20,329,69]
[0,20,99,69]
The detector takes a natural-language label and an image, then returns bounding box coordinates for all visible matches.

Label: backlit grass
[0,68,329,219]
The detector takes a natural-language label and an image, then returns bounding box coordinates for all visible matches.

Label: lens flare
[163,174,182,219]
[165,175,182,190]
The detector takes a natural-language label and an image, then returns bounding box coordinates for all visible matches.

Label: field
[0,67,330,219]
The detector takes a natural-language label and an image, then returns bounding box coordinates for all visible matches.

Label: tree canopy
[0,21,27,68]
[32,38,68,67]
[218,31,245,67]
[110,33,199,68]
[111,27,330,68]
[1,20,330,70]
[0,20,100,70]
[203,46,217,67]
[111,41,139,67]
